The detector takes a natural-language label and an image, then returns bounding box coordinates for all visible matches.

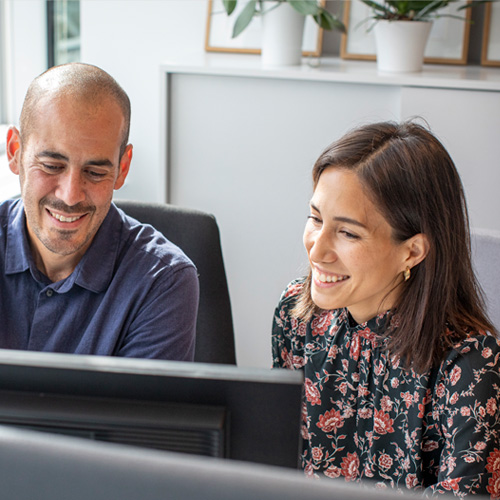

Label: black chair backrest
[114,200,236,365]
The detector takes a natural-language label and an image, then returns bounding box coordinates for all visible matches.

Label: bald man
[2,63,198,360]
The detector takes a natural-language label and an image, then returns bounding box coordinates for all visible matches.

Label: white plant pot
[374,20,432,73]
[261,2,305,67]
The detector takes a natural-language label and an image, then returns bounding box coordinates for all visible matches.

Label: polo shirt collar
[5,200,122,294]
[64,203,122,294]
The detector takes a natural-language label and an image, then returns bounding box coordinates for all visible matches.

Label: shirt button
[46,289,54,297]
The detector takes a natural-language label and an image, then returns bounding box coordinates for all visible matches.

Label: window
[0,1,15,199]
[0,0,10,124]
[47,0,80,67]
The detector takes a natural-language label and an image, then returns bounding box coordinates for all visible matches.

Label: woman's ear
[404,233,430,269]
[6,127,21,175]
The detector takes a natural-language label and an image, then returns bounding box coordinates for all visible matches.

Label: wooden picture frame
[340,0,472,65]
[205,0,324,56]
[481,1,500,67]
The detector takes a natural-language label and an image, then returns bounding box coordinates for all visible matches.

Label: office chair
[471,228,500,331]
[114,200,236,365]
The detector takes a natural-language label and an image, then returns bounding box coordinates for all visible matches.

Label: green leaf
[232,0,257,38]
[222,0,237,15]
[288,0,321,16]
[359,0,393,17]
[412,1,450,20]
[314,10,346,33]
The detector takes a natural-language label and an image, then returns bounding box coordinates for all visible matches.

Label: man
[2,62,199,360]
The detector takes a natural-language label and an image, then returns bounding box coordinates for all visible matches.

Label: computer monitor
[0,349,303,468]
[0,424,418,500]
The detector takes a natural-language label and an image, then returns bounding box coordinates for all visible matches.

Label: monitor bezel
[0,349,303,468]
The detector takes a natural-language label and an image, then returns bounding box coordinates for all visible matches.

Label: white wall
[2,0,47,124]
[80,0,209,202]
[0,0,47,199]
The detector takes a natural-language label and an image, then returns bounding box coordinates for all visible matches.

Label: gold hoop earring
[403,267,411,281]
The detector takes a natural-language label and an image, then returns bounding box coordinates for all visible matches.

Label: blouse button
[46,289,54,297]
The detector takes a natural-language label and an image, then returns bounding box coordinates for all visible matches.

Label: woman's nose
[307,229,337,264]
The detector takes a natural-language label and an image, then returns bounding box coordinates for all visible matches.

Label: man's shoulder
[0,198,21,233]
[113,204,196,274]
[0,198,20,218]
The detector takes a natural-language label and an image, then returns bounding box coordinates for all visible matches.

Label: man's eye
[87,170,107,179]
[42,164,62,172]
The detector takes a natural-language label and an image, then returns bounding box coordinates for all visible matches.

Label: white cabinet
[161,55,500,368]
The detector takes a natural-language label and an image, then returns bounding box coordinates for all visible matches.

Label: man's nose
[55,169,86,207]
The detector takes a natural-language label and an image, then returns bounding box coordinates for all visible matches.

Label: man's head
[6,63,133,281]
[20,62,131,157]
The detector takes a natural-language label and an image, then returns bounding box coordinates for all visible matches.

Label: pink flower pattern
[272,278,500,497]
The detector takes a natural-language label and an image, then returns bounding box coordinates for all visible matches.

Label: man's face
[8,94,131,270]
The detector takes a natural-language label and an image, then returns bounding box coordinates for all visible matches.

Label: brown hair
[293,120,497,372]
[19,62,131,157]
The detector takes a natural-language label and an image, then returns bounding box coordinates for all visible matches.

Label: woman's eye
[340,230,359,240]
[307,215,322,224]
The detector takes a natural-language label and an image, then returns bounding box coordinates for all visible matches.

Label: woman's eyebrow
[333,216,367,229]
[310,202,367,229]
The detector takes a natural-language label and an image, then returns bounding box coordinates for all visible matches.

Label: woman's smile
[304,168,410,323]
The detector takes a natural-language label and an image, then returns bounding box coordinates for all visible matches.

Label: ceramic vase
[374,20,432,73]
[261,2,305,67]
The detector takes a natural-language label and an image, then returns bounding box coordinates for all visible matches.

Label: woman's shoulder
[439,331,500,385]
[450,331,500,358]
[278,277,307,305]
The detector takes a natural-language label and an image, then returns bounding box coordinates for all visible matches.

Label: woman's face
[303,167,411,324]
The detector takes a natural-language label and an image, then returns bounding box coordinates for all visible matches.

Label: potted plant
[358,0,488,72]
[221,0,345,66]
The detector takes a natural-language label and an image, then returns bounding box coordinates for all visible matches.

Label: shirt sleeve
[424,335,500,497]
[116,264,199,361]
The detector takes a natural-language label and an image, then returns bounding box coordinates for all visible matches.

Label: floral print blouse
[272,279,500,497]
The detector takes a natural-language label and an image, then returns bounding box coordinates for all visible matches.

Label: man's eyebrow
[310,202,367,229]
[85,159,114,168]
[37,151,69,162]
[36,151,114,168]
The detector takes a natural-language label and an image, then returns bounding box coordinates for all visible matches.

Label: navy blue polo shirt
[0,199,198,360]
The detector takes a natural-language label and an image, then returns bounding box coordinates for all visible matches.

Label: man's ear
[114,144,133,190]
[6,127,21,175]
[403,233,430,270]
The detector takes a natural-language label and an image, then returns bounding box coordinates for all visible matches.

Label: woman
[272,121,500,496]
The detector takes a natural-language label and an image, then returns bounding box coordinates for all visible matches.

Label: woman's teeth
[315,271,348,283]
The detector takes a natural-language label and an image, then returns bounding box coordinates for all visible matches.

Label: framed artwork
[205,0,324,56]
[340,0,472,65]
[481,1,500,66]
